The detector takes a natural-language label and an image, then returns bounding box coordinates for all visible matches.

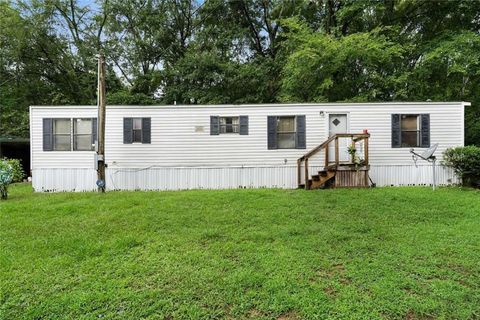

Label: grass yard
[1,184,480,319]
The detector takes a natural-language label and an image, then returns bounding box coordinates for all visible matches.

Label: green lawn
[1,184,480,319]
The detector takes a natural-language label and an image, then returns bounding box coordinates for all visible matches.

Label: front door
[328,114,349,163]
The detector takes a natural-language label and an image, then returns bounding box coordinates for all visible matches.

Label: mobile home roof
[30,101,471,110]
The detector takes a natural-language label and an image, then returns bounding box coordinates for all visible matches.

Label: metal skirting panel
[32,168,97,192]
[32,165,459,192]
[106,166,297,191]
[369,165,460,187]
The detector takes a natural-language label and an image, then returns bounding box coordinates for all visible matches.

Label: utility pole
[96,53,106,192]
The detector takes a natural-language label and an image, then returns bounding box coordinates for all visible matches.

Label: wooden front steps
[297,133,371,190]
[309,170,336,189]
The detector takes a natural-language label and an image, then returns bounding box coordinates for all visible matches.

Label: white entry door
[328,114,350,163]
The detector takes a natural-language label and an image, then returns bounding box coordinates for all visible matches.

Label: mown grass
[1,183,480,319]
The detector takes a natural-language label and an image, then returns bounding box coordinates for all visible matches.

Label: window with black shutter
[211,115,249,135]
[123,117,151,144]
[392,114,430,148]
[43,118,97,151]
[43,118,53,151]
[267,115,306,149]
[239,116,248,135]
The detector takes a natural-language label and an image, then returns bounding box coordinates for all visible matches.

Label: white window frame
[73,118,94,151]
[219,116,240,134]
[276,116,297,149]
[52,118,72,151]
[132,118,143,143]
[400,114,421,148]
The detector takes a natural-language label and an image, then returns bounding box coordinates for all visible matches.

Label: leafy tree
[0,0,122,137]
[407,32,480,144]
[1,0,480,146]
[280,18,404,102]
[104,0,201,96]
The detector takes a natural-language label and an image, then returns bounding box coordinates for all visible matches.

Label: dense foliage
[1,0,479,145]
[443,146,480,187]
[0,159,13,199]
[2,158,25,183]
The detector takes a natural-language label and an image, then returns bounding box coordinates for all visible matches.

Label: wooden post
[351,138,356,163]
[297,159,301,187]
[364,136,369,166]
[304,158,309,190]
[325,143,329,167]
[335,137,339,167]
[97,53,106,192]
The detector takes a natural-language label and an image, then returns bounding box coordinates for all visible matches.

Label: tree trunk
[0,186,7,200]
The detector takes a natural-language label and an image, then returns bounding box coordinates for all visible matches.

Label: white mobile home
[29,102,468,192]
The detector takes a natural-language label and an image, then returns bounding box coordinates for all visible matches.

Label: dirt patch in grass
[277,310,300,320]
[405,310,435,320]
[247,308,265,318]
[323,286,337,297]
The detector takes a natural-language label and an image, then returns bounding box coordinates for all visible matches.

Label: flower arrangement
[347,144,364,169]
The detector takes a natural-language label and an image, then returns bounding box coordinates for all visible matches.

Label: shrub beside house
[443,146,480,187]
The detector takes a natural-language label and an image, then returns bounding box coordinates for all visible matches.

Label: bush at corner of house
[2,158,25,183]
[0,160,14,200]
[443,146,480,187]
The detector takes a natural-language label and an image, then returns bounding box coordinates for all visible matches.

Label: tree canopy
[1,0,479,145]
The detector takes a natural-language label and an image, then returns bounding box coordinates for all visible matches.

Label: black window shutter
[296,115,306,149]
[123,118,133,144]
[43,118,53,151]
[267,116,277,149]
[239,116,248,135]
[142,117,151,144]
[210,116,219,135]
[391,114,401,148]
[420,114,430,148]
[92,118,97,148]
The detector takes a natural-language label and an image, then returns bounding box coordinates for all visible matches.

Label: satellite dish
[410,143,439,190]
[410,143,438,161]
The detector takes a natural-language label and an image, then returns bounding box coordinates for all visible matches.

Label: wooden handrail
[298,135,337,161]
[297,133,370,189]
